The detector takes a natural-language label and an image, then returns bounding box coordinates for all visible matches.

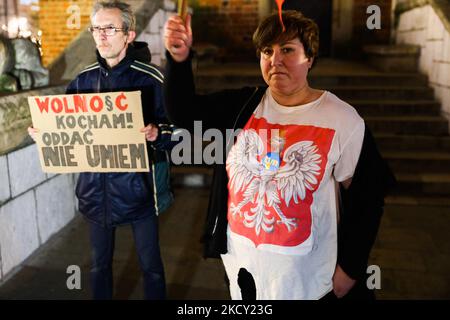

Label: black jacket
[164,51,396,280]
[337,128,396,279]
[66,43,175,227]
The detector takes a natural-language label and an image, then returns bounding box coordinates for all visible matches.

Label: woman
[164,10,394,300]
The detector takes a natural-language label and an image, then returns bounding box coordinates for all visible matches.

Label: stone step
[375,134,450,153]
[366,116,449,136]
[385,195,450,206]
[197,85,435,100]
[195,68,429,87]
[170,166,450,203]
[329,86,434,100]
[195,75,431,93]
[194,74,264,89]
[171,165,213,188]
[351,100,441,117]
[393,173,450,196]
[309,74,429,87]
[383,151,450,173]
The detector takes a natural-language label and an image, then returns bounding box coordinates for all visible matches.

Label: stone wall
[0,86,66,155]
[135,0,177,66]
[188,0,394,60]
[0,84,71,284]
[0,144,77,282]
[395,3,450,128]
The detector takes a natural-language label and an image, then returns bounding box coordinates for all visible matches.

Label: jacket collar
[96,45,135,75]
[95,41,152,75]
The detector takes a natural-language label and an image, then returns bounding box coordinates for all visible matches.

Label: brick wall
[36,1,394,65]
[193,0,394,60]
[39,0,95,66]
[192,0,260,61]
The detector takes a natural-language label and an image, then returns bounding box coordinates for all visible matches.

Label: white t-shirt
[222,88,365,300]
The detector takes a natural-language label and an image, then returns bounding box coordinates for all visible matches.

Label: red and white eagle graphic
[226,117,335,248]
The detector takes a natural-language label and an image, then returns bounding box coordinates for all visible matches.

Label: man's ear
[308,57,314,69]
[126,30,136,44]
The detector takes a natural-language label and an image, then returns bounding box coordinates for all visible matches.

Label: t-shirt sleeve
[333,119,365,182]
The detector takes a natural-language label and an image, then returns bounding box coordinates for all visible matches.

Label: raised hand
[164,14,192,62]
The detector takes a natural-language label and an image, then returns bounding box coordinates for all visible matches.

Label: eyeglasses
[88,25,126,36]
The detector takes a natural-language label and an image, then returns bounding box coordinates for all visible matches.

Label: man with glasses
[67,1,173,300]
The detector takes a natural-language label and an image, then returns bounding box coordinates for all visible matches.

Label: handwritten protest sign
[27,91,149,173]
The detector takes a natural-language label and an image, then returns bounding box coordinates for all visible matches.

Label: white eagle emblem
[227,129,322,235]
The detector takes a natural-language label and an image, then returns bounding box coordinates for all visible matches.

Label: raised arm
[163,14,257,133]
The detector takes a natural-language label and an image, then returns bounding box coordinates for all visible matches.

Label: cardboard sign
[28,91,149,173]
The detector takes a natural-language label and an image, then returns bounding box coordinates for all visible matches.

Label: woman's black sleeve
[337,126,397,280]
[163,50,255,133]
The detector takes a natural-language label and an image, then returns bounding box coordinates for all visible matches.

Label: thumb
[186,14,192,38]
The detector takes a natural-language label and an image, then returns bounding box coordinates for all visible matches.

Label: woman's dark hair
[253,10,319,61]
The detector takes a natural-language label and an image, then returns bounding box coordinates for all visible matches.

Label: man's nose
[96,30,108,39]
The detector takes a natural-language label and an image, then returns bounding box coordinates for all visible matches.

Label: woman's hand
[27,126,39,141]
[140,124,158,142]
[164,14,192,62]
[332,264,356,298]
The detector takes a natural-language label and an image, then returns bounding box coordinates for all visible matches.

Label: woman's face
[260,38,313,97]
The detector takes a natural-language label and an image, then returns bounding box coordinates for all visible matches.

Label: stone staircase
[171,60,450,206]
[322,78,450,205]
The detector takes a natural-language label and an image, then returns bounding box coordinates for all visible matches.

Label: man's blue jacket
[66,42,174,227]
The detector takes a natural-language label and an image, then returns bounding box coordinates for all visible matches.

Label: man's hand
[332,264,356,298]
[164,14,192,62]
[141,124,158,142]
[28,126,39,141]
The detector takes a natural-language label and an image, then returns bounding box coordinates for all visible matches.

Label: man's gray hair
[91,1,136,32]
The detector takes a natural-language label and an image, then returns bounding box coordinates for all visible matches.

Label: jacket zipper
[97,69,107,228]
[102,173,107,227]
